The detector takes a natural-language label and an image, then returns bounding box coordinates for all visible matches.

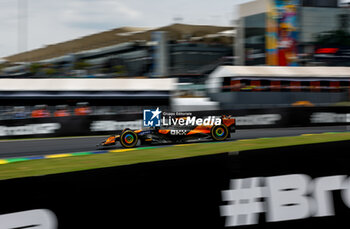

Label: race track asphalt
[0,126,349,159]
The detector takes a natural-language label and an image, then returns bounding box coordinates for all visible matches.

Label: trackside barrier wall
[1,106,350,139]
[0,140,350,228]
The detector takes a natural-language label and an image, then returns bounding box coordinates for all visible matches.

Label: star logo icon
[150,107,161,120]
[143,107,162,127]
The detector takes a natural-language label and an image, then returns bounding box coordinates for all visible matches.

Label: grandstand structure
[1,24,234,79]
[207,66,350,109]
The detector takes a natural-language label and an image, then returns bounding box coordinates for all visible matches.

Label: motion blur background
[0,0,350,131]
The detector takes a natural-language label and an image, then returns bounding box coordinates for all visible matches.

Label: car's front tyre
[120,130,138,148]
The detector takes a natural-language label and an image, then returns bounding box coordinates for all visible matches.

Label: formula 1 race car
[97,115,236,149]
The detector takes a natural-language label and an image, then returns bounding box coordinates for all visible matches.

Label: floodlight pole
[18,0,28,55]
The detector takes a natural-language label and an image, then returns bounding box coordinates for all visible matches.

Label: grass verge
[0,132,350,180]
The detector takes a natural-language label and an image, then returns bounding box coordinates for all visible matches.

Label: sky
[0,0,250,59]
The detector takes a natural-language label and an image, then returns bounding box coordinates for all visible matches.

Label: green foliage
[74,60,90,70]
[44,67,57,75]
[29,63,42,74]
[113,65,127,76]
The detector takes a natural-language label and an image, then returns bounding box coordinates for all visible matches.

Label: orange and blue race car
[97,115,236,149]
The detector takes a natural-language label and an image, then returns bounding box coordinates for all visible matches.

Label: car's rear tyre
[210,125,229,141]
[120,130,138,148]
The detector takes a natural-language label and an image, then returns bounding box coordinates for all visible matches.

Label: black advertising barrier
[1,106,350,139]
[0,113,143,139]
[194,106,350,129]
[0,140,350,228]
